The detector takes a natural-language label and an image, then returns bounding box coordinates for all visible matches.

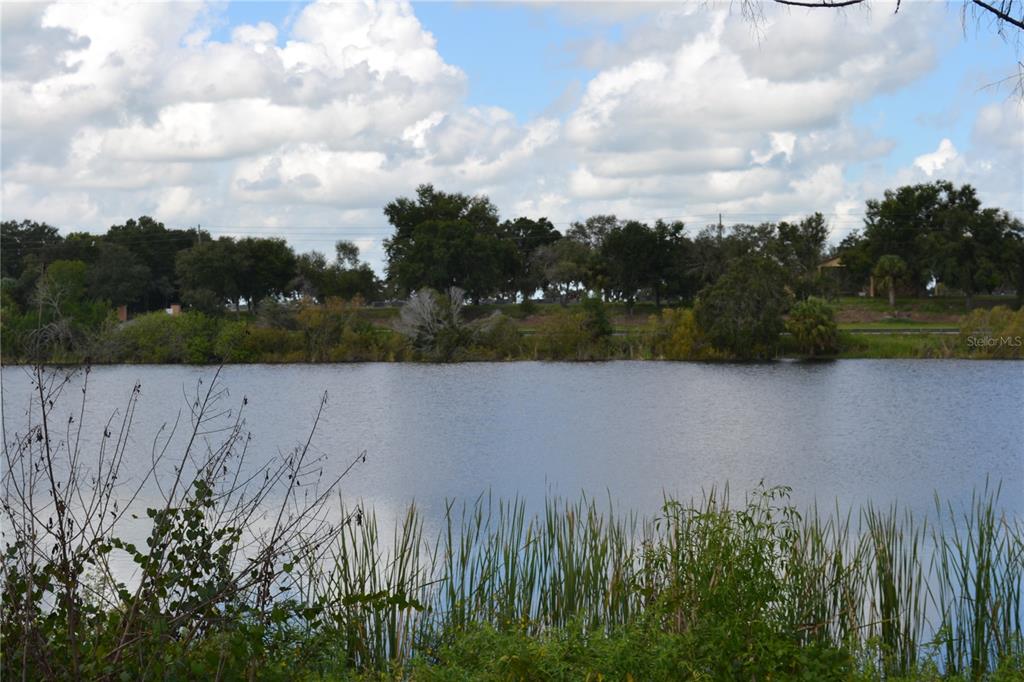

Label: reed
[932,482,1024,678]
[308,485,1023,677]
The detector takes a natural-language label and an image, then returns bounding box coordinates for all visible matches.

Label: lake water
[3,361,1022,536]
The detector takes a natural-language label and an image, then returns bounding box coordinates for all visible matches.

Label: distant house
[817,257,844,275]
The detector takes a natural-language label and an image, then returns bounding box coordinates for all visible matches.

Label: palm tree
[873,255,907,309]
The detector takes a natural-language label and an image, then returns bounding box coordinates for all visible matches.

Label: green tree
[1002,220,1024,309]
[775,213,829,297]
[86,242,151,308]
[236,237,297,309]
[930,207,1017,309]
[1,219,62,279]
[688,224,731,290]
[321,240,381,302]
[26,260,110,357]
[694,255,790,359]
[834,230,874,294]
[601,220,660,310]
[501,217,562,300]
[566,214,618,249]
[531,238,592,304]
[176,238,244,312]
[786,297,839,357]
[106,216,199,310]
[873,255,907,309]
[654,219,696,304]
[687,223,774,291]
[384,185,515,301]
[292,250,330,300]
[861,181,975,296]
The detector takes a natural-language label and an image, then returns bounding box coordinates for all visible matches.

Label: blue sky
[415,3,602,119]
[848,17,1019,175]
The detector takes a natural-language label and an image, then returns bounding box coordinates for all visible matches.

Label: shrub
[469,313,523,360]
[531,309,608,360]
[648,308,721,360]
[517,298,538,317]
[786,297,840,357]
[329,325,410,362]
[256,297,299,330]
[580,295,612,340]
[214,321,303,363]
[116,311,220,363]
[395,288,475,362]
[296,297,361,362]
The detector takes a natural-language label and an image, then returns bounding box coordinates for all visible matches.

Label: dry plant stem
[106,367,227,668]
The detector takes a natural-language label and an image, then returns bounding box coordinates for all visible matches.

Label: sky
[2,0,1022,272]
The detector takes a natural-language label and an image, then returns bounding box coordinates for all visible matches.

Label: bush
[786,297,840,357]
[395,288,475,362]
[118,311,220,363]
[214,321,303,363]
[648,308,722,360]
[531,309,609,360]
[468,313,524,360]
[580,295,613,339]
[329,325,410,362]
[517,298,538,317]
[296,297,362,362]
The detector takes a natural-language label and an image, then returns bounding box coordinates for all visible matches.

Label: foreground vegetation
[2,368,1022,680]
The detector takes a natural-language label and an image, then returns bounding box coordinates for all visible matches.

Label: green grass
[836,333,956,358]
[836,295,1017,315]
[838,321,958,331]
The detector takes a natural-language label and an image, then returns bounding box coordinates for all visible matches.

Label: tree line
[0,216,380,316]
[2,179,1022,327]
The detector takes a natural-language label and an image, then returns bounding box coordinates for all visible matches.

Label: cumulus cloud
[1,0,472,243]
[914,139,959,176]
[559,3,944,226]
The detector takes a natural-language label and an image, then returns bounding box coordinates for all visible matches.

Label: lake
[3,360,1022,537]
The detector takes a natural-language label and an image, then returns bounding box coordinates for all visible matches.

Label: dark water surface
[3,361,1022,532]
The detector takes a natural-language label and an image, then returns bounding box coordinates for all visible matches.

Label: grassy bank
[2,299,1021,364]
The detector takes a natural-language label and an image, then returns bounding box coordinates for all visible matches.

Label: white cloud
[1,0,1019,272]
[914,139,959,176]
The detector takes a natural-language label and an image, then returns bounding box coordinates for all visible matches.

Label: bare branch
[773,0,867,7]
[973,0,1024,30]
